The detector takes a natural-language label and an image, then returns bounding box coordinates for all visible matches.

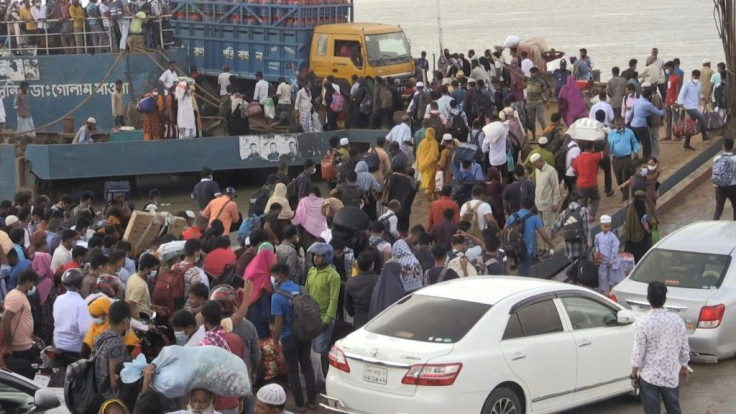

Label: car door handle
[510,352,526,361]
[578,339,592,348]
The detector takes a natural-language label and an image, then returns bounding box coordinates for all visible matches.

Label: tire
[481,386,523,414]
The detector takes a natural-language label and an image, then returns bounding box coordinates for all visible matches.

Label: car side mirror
[33,389,60,411]
[617,309,636,325]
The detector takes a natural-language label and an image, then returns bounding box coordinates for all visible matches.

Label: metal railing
[2,14,175,56]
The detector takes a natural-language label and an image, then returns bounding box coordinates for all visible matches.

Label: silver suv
[612,221,736,363]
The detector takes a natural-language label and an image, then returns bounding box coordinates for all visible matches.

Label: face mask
[147,270,157,281]
[26,286,36,296]
[270,276,280,291]
[152,91,159,96]
[92,317,105,325]
[640,167,649,177]
[665,69,670,74]
[648,164,657,171]
[174,331,189,346]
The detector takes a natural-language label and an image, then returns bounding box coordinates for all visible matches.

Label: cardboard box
[123,211,187,257]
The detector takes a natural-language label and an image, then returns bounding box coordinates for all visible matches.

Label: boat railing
[2,14,175,56]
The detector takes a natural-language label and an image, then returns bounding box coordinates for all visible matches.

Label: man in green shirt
[525,67,550,141]
[523,136,555,183]
[305,242,341,373]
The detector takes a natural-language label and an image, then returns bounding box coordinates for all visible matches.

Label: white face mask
[147,270,157,281]
[92,317,105,325]
[174,330,189,345]
[26,285,36,296]
[647,164,657,171]
[640,167,649,177]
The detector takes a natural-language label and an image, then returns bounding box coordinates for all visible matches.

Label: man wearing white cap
[407,81,431,125]
[71,117,96,144]
[255,383,293,413]
[530,152,560,255]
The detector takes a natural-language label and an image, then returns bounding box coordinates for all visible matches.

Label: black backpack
[449,113,468,139]
[276,288,324,341]
[562,208,586,242]
[380,212,397,243]
[359,93,373,115]
[471,91,491,117]
[554,141,578,180]
[248,185,273,216]
[340,184,363,207]
[502,212,534,264]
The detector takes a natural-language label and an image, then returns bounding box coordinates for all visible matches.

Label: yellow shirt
[125,273,152,317]
[20,7,36,31]
[69,5,85,31]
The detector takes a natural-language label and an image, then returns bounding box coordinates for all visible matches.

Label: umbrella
[567,118,605,141]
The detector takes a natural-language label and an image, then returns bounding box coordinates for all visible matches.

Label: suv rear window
[630,249,731,289]
[365,294,491,343]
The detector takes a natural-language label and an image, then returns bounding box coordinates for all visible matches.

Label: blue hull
[0,48,188,132]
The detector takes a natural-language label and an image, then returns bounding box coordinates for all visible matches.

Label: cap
[703,59,711,65]
[225,187,237,197]
[4,215,18,226]
[185,210,195,219]
[641,81,652,88]
[87,117,96,124]
[600,215,612,224]
[467,78,476,84]
[530,153,542,163]
[144,204,158,212]
[416,81,424,88]
[339,137,349,146]
[560,58,567,64]
[538,136,549,145]
[456,71,465,79]
[244,237,251,246]
[442,133,453,141]
[257,383,287,405]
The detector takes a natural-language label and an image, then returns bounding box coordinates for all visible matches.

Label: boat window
[630,249,731,289]
[365,294,491,344]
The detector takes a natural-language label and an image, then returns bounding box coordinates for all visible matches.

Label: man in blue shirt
[452,159,485,205]
[627,89,665,159]
[270,263,317,412]
[506,196,555,276]
[608,117,640,202]
[677,69,709,146]
[553,59,572,98]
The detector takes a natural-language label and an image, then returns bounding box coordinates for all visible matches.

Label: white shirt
[159,69,178,91]
[253,79,270,105]
[276,82,292,105]
[564,142,581,177]
[378,210,399,240]
[521,58,533,78]
[50,244,71,273]
[31,5,46,29]
[386,123,412,155]
[631,309,690,388]
[436,95,454,117]
[52,291,93,353]
[460,200,494,231]
[481,122,508,167]
[217,72,231,96]
[589,101,614,127]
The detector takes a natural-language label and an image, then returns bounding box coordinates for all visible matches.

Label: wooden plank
[123,211,187,257]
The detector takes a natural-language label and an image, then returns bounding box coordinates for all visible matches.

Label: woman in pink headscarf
[558,76,588,126]
[243,243,276,338]
[31,240,56,344]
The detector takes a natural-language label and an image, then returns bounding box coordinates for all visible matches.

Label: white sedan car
[322,277,637,414]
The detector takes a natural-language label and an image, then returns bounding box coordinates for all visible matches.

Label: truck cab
[309,23,414,87]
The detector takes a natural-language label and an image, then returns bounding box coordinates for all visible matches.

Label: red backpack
[151,262,193,320]
[321,149,338,180]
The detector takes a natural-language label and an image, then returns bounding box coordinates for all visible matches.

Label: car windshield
[365,294,491,343]
[364,32,412,66]
[630,248,731,289]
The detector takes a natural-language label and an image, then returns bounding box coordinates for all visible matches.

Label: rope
[27,52,124,134]
[141,47,221,109]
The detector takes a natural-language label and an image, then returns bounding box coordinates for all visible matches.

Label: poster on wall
[0,58,39,81]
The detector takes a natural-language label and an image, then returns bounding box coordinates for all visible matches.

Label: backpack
[321,150,338,180]
[237,214,265,248]
[329,92,345,112]
[359,92,373,115]
[336,159,355,185]
[363,148,380,172]
[416,92,433,120]
[471,130,485,163]
[562,208,586,242]
[461,200,482,236]
[471,91,491,117]
[712,154,735,187]
[391,87,403,111]
[64,335,115,414]
[554,141,578,180]
[285,177,301,210]
[379,88,393,110]
[449,112,468,139]
[379,212,397,244]
[339,184,363,207]
[423,268,448,286]
[136,96,156,113]
[276,288,323,341]
[577,256,599,288]
[714,83,726,109]
[502,212,534,263]
[448,253,478,277]
[248,185,273,216]
[151,262,192,320]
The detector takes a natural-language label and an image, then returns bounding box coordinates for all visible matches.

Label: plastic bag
[260,338,287,381]
[264,98,276,119]
[434,170,444,193]
[618,252,635,276]
[502,35,521,49]
[121,345,251,399]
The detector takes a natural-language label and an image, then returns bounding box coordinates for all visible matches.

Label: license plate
[362,364,387,385]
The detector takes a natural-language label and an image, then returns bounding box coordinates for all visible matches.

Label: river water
[354,0,725,80]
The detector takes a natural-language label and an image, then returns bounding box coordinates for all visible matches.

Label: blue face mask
[640,167,649,177]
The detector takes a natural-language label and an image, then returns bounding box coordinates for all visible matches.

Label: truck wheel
[481,387,522,414]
